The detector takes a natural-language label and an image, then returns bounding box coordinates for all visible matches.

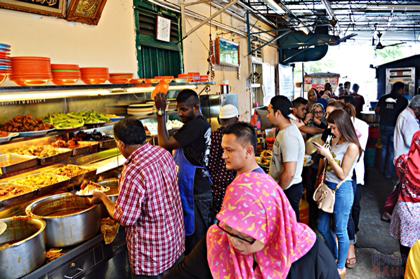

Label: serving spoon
[0,221,6,235]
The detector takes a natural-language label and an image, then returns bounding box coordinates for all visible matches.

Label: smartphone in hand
[312,141,321,147]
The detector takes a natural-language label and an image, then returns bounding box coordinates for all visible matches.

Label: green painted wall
[134,0,183,77]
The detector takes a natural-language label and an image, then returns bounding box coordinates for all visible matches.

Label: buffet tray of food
[72,130,116,150]
[72,141,99,156]
[0,153,38,175]
[8,145,73,165]
[42,164,97,185]
[0,183,40,208]
[9,173,70,190]
[50,139,100,157]
[39,148,72,165]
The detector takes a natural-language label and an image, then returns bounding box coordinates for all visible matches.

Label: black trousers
[284,182,303,222]
[131,255,183,279]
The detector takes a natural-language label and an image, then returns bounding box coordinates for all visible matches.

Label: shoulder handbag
[313,162,344,213]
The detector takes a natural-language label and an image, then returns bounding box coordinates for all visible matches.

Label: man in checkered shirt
[91,117,185,278]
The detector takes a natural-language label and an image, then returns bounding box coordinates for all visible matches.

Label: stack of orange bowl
[109,73,133,84]
[129,78,145,84]
[145,78,160,83]
[9,56,52,86]
[80,67,109,84]
[188,72,201,82]
[0,43,11,86]
[178,73,193,82]
[51,64,80,85]
[199,75,208,81]
[154,76,174,83]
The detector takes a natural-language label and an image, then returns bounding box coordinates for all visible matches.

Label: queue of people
[88,81,418,278]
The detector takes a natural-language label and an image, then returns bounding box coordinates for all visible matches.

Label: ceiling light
[0,89,111,102]
[262,0,285,14]
[297,23,310,35]
[366,4,420,11]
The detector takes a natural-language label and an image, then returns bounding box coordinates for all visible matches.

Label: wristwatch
[156,108,165,116]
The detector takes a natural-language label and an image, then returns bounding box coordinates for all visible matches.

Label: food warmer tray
[41,164,97,185]
[38,148,72,165]
[99,139,116,150]
[0,183,40,208]
[70,141,100,157]
[0,153,38,175]
[8,173,70,195]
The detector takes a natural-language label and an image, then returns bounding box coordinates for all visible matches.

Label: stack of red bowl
[0,43,11,86]
[109,73,133,84]
[9,56,52,86]
[80,67,109,84]
[51,64,81,85]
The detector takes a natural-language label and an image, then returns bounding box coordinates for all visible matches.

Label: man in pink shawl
[164,122,339,279]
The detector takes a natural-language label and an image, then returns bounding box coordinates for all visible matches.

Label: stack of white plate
[127,103,154,116]
[106,104,129,115]
[167,98,177,111]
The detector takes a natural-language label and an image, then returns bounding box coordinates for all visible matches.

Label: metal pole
[182,0,238,41]
[247,30,291,56]
[181,0,186,38]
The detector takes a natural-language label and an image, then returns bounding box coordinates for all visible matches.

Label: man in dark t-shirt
[349,83,365,118]
[155,89,212,254]
[375,82,408,179]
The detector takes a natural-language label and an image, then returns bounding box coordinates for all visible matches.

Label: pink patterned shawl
[207,171,316,278]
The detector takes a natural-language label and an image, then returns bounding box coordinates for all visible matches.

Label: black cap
[270,96,293,116]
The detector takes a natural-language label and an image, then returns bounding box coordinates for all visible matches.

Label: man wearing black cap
[266,96,305,221]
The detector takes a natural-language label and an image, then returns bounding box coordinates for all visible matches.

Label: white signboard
[278,64,294,96]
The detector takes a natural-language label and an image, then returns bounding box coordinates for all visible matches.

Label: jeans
[318,180,354,269]
[284,182,303,222]
[185,190,213,255]
[347,177,362,244]
[379,125,395,179]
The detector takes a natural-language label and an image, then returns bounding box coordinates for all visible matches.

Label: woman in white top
[314,109,362,278]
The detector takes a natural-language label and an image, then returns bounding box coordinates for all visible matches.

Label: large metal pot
[26,193,100,248]
[0,217,46,279]
[96,179,119,218]
[99,178,119,202]
[360,111,380,123]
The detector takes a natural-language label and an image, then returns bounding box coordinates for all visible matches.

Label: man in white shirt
[393,95,420,163]
[267,96,305,221]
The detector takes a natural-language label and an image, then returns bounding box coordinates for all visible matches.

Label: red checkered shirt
[114,143,185,276]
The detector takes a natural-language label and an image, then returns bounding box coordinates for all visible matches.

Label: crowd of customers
[88,81,419,278]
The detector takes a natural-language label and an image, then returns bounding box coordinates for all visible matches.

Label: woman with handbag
[313,109,362,278]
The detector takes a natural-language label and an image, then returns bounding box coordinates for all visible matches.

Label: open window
[134,0,183,78]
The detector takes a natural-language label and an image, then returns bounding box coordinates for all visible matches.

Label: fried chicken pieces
[0,131,9,137]
[51,140,78,148]
[0,114,54,132]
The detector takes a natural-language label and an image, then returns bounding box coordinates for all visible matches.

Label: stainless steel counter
[23,227,127,279]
